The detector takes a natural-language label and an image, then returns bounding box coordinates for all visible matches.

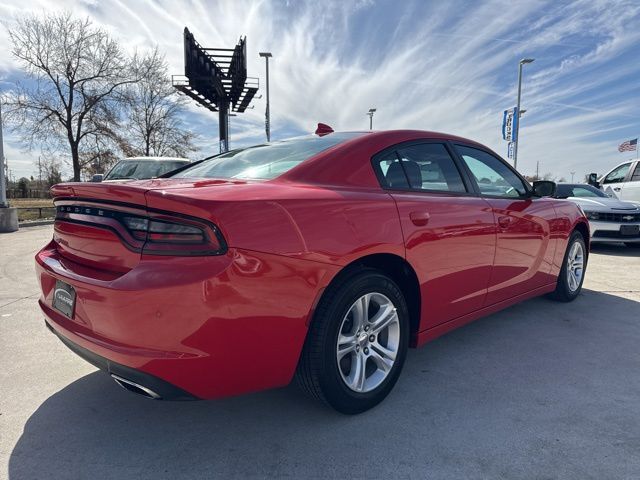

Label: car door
[373,141,496,330]
[601,161,634,199]
[617,161,640,202]
[453,144,557,306]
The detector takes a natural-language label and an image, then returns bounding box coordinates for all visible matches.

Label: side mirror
[91,174,103,183]
[587,173,600,188]
[532,180,556,197]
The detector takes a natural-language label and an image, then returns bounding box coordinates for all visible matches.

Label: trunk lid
[50,179,245,273]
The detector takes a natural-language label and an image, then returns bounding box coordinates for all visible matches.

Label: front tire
[549,231,587,302]
[296,269,409,414]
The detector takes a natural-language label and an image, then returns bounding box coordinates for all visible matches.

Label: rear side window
[632,163,640,182]
[375,143,467,193]
[377,152,409,189]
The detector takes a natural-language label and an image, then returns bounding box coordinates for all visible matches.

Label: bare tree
[122,48,197,158]
[3,12,146,181]
[40,156,63,188]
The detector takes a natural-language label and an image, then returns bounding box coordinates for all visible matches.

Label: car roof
[123,157,191,162]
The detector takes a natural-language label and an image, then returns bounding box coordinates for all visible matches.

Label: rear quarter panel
[145,184,405,265]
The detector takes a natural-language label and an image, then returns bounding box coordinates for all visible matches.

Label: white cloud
[0,0,639,181]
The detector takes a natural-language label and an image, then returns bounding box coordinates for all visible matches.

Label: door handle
[409,211,430,226]
[613,187,621,192]
[498,216,512,228]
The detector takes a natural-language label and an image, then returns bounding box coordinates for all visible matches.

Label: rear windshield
[104,160,189,180]
[173,133,362,180]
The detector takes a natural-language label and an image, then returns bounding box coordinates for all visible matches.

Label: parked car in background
[97,157,191,182]
[37,129,589,413]
[554,183,640,247]
[591,159,640,202]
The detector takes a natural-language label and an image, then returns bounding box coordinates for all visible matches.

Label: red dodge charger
[36,129,589,413]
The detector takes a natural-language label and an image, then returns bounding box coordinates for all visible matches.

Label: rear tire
[296,268,409,414]
[549,231,587,302]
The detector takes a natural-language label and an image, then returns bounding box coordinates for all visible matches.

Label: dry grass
[8,198,54,208]
[8,198,56,221]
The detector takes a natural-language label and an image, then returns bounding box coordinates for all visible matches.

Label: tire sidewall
[317,271,409,414]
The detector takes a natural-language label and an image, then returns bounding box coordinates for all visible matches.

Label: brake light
[121,215,224,255]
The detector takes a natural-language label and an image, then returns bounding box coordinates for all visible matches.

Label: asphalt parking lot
[1,226,639,480]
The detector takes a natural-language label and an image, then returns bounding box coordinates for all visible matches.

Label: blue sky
[1,0,640,181]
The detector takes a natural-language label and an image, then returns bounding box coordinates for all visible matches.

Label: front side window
[603,163,632,184]
[456,146,527,198]
[631,163,640,182]
[376,143,466,193]
[173,133,362,180]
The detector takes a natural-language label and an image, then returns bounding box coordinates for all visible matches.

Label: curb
[18,220,55,228]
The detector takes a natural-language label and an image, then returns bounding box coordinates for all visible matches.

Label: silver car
[97,157,191,182]
[555,183,640,248]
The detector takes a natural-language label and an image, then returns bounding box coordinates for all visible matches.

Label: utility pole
[0,101,7,207]
[513,58,534,170]
[0,99,18,231]
[367,108,376,130]
[536,160,540,180]
[259,52,272,142]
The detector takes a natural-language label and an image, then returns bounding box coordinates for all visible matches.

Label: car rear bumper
[588,220,640,243]
[36,240,337,399]
[45,319,197,400]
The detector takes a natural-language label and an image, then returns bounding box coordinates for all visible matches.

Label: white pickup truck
[594,160,640,202]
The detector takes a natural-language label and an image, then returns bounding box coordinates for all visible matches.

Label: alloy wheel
[336,292,400,393]
[566,241,585,292]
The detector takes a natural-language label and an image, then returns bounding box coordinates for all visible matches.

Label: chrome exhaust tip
[111,374,162,399]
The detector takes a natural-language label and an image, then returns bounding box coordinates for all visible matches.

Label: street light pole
[513,58,534,171]
[570,171,576,182]
[367,108,376,130]
[259,52,272,142]
[0,101,8,208]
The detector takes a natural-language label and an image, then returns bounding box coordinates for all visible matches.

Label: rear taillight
[121,214,225,255]
[55,204,226,256]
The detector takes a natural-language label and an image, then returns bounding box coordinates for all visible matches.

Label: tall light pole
[367,108,376,130]
[259,52,272,142]
[513,58,534,170]
[570,171,576,182]
[0,101,8,208]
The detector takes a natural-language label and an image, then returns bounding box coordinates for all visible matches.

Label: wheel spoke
[371,341,396,362]
[347,352,367,392]
[351,294,370,331]
[370,349,393,373]
[337,341,357,361]
[370,304,397,334]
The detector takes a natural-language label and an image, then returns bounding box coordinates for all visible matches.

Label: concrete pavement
[1,226,639,479]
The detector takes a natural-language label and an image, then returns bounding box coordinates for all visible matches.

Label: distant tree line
[1,12,197,182]
[524,173,567,183]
